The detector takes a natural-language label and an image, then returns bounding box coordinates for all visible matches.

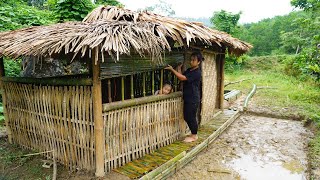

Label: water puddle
[228,154,305,180]
[224,115,311,180]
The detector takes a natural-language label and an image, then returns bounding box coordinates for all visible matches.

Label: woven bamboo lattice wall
[103,97,185,172]
[201,53,218,124]
[3,82,94,171]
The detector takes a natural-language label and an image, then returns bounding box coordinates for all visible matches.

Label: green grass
[225,55,320,122]
[0,139,53,179]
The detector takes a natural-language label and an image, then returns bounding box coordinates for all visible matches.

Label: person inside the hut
[165,51,203,143]
[154,83,173,95]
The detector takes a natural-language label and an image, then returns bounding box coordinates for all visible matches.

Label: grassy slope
[225,55,320,121]
[225,55,320,179]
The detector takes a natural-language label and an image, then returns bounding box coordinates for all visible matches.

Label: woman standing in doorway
[165,52,203,142]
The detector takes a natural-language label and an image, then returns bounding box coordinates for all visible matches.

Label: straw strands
[0,6,252,63]
[102,97,185,172]
[83,6,253,56]
[0,20,171,63]
[3,82,94,171]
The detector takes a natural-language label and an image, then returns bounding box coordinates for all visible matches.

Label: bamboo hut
[0,6,252,177]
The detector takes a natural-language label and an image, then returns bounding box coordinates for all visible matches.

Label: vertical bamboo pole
[160,69,164,91]
[143,72,146,97]
[152,71,155,95]
[92,49,105,177]
[0,57,12,143]
[107,79,112,103]
[121,77,124,101]
[173,74,177,92]
[130,75,134,99]
[216,49,225,109]
[219,50,225,109]
[216,54,221,108]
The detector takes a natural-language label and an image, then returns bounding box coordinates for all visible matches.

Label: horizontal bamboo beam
[2,77,92,86]
[102,92,182,112]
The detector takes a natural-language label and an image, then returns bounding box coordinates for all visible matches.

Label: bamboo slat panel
[201,53,218,124]
[3,82,94,171]
[103,97,185,172]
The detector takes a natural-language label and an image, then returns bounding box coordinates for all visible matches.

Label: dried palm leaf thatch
[83,6,252,56]
[0,20,171,63]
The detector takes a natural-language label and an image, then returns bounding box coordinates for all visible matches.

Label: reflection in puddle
[228,154,306,180]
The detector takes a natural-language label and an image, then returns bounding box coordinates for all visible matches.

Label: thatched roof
[83,6,252,55]
[0,6,252,63]
[0,20,171,63]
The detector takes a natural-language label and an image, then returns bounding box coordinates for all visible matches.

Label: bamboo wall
[102,96,185,172]
[3,82,94,171]
[201,53,218,124]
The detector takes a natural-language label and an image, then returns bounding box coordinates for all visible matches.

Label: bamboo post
[174,75,177,92]
[152,71,155,94]
[130,75,134,99]
[160,69,164,91]
[107,79,112,103]
[92,49,105,177]
[121,77,124,101]
[219,49,225,109]
[53,150,57,180]
[143,72,146,97]
[0,57,12,143]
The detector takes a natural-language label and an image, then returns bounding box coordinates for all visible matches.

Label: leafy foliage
[24,0,46,9]
[0,0,55,31]
[54,0,94,22]
[286,0,320,81]
[210,10,241,35]
[95,0,123,6]
[4,58,21,77]
[291,0,320,12]
[210,10,246,66]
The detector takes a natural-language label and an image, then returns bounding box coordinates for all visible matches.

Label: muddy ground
[169,114,312,180]
[168,95,315,180]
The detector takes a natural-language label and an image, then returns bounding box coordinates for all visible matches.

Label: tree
[210,10,241,35]
[291,0,320,12]
[25,0,46,8]
[94,0,122,6]
[288,0,320,81]
[0,0,55,31]
[54,0,94,22]
[234,11,309,56]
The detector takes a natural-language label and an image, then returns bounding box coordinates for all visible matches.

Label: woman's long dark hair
[191,51,204,63]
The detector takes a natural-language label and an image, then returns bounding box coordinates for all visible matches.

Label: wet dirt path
[169,114,312,180]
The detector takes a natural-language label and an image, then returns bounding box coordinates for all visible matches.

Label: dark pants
[183,102,199,135]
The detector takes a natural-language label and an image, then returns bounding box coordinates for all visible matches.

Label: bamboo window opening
[101,68,180,104]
